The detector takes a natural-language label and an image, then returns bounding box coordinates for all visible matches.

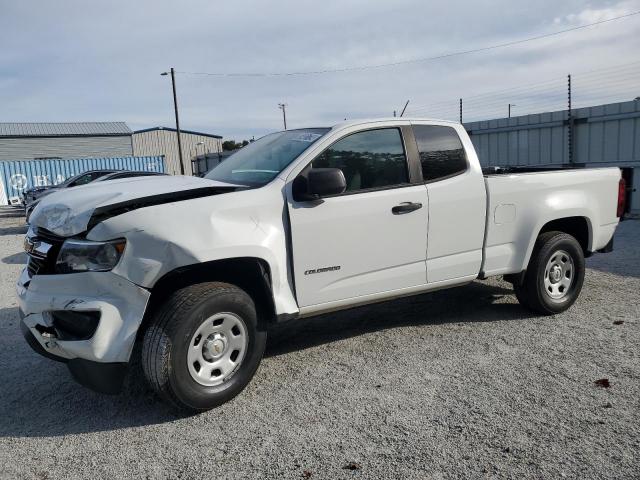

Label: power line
[575,59,640,76]
[408,60,640,112]
[174,11,640,78]
[411,83,566,111]
[406,60,640,116]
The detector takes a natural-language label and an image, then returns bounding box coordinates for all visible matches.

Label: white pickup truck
[18,118,625,412]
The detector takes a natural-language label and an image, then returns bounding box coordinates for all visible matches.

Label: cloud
[1,0,639,139]
[555,0,638,24]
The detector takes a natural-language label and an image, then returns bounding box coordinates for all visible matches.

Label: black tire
[142,282,267,412]
[513,231,585,315]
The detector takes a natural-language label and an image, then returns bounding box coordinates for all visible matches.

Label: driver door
[287,127,429,308]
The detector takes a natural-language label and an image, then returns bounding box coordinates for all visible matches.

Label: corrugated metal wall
[0,156,165,205]
[572,102,640,167]
[0,135,133,161]
[466,110,569,167]
[465,100,640,168]
[132,129,222,176]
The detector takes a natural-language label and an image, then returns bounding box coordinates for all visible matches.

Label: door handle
[392,202,423,215]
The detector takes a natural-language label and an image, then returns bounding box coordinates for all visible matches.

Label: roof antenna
[399,100,410,117]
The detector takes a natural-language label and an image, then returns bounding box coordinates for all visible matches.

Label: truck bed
[482,165,581,176]
[480,167,621,278]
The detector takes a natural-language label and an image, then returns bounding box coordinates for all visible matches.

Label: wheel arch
[519,215,592,275]
[138,257,277,339]
[538,216,591,254]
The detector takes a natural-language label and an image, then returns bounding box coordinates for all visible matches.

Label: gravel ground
[0,206,638,479]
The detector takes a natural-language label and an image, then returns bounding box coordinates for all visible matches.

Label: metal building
[132,127,222,175]
[0,122,133,161]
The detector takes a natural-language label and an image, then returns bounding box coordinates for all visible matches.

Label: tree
[222,140,237,151]
[222,139,251,151]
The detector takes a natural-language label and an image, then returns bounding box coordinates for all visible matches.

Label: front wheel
[513,231,585,315]
[142,282,267,412]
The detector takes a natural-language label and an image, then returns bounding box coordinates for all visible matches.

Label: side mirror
[293,168,346,201]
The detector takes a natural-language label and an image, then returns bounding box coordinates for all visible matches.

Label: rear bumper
[597,235,614,253]
[593,222,618,252]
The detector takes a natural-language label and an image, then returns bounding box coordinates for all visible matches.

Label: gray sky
[1,0,639,140]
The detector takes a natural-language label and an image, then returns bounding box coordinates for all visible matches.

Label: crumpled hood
[29,175,240,237]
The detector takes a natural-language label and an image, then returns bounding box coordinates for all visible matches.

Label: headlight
[56,239,126,273]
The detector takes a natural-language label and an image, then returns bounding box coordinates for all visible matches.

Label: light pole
[196,141,206,161]
[278,103,287,130]
[508,103,516,118]
[161,68,185,175]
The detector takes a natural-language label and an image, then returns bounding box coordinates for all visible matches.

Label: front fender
[86,182,299,317]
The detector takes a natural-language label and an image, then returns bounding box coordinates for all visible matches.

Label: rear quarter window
[412,125,467,182]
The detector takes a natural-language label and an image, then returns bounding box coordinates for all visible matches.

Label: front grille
[26,227,66,277]
[27,256,47,276]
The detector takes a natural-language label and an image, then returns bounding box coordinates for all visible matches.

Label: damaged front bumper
[17,268,150,393]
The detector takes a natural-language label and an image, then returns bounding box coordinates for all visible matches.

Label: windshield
[205,128,330,186]
[58,172,87,187]
[60,171,107,187]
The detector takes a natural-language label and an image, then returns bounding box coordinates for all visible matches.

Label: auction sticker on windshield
[292,133,322,142]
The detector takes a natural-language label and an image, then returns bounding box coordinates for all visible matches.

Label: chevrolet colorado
[17,118,625,412]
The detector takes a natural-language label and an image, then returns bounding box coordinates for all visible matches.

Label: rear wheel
[513,231,585,315]
[142,282,267,412]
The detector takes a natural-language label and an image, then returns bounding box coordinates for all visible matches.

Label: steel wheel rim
[543,249,574,301]
[187,312,248,386]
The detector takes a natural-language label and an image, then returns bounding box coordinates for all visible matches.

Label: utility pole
[278,103,287,130]
[459,98,463,123]
[161,67,185,175]
[508,103,516,118]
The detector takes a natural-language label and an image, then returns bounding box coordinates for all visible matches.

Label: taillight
[617,177,626,218]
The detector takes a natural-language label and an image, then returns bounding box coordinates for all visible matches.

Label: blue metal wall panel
[0,156,165,204]
[619,119,634,160]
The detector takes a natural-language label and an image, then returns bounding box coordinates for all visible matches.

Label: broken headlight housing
[56,239,126,273]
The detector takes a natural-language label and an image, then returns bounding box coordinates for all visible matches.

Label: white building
[133,127,222,175]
